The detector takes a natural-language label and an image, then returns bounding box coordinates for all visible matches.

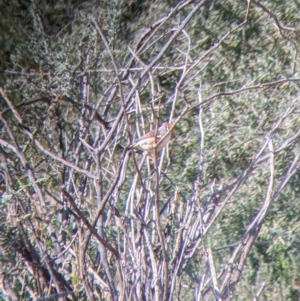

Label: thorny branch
[1,0,300,300]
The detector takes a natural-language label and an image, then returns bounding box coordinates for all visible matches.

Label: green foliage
[1,0,300,300]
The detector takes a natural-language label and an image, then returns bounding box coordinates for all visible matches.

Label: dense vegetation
[1,0,300,300]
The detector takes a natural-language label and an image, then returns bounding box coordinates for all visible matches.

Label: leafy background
[1,0,300,300]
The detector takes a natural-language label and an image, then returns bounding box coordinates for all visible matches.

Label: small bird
[133,122,173,163]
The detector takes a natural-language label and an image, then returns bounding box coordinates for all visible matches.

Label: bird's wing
[134,129,156,142]
[133,136,157,150]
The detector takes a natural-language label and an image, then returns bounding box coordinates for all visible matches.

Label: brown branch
[0,88,98,179]
[63,189,119,258]
[251,0,298,72]
[91,17,130,132]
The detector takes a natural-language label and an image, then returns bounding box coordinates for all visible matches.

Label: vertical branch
[220,138,275,298]
[197,87,205,178]
[154,168,169,301]
[206,248,221,300]
[78,227,95,301]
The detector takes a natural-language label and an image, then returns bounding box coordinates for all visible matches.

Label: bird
[132,122,173,163]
